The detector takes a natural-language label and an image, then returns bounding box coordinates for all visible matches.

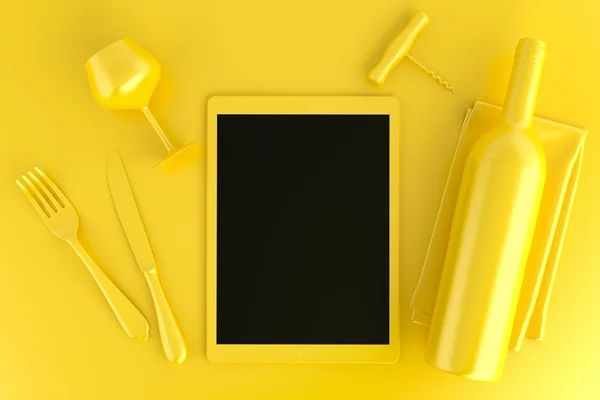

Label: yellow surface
[206,96,400,364]
[1,0,600,398]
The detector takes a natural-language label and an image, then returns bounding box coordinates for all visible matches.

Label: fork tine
[16,179,50,218]
[33,167,66,208]
[27,172,59,212]
[22,175,57,214]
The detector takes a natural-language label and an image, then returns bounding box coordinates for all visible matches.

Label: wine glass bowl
[85,38,160,110]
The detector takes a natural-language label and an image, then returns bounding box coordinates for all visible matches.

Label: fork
[16,167,149,341]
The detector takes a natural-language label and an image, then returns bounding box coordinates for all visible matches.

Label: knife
[107,151,187,364]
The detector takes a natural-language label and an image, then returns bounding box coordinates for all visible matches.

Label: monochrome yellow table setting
[1,0,599,399]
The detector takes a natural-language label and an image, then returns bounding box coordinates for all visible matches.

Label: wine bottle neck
[501,39,546,129]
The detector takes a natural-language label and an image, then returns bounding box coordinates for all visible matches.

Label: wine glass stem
[142,107,174,152]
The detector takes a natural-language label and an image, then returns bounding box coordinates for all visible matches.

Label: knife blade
[107,152,156,273]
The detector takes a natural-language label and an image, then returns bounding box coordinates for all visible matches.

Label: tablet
[206,96,399,363]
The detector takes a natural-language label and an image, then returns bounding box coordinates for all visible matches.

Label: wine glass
[85,38,198,171]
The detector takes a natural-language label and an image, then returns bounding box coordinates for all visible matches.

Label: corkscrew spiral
[406,55,455,93]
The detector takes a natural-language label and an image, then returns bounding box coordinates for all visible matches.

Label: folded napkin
[410,101,587,350]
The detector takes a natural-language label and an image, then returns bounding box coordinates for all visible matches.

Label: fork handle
[69,239,149,341]
[143,270,187,363]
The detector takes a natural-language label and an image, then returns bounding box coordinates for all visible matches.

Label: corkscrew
[368,12,455,93]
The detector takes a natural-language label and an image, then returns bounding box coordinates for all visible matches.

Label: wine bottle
[425,38,547,382]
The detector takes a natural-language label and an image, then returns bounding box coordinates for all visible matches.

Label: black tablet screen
[216,114,390,345]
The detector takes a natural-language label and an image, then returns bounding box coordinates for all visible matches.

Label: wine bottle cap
[516,38,547,59]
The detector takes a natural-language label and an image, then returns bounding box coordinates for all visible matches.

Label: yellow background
[1,0,598,398]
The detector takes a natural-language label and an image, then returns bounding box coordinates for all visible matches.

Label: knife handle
[144,270,187,363]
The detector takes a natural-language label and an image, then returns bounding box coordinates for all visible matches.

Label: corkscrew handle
[368,12,429,86]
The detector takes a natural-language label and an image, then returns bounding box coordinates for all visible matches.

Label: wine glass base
[154,142,202,173]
